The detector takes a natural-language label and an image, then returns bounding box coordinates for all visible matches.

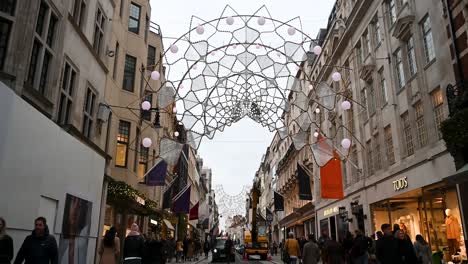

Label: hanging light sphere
[313,131,319,138]
[211,51,216,56]
[179,83,184,90]
[174,131,180,137]
[150,70,160,80]
[313,45,322,55]
[226,16,234,25]
[257,16,266,26]
[196,25,204,35]
[170,44,178,53]
[341,138,352,149]
[332,72,342,82]
[256,44,261,49]
[232,44,237,49]
[141,101,151,111]
[341,100,351,111]
[172,106,177,114]
[193,64,197,70]
[178,121,183,125]
[315,108,321,114]
[142,137,152,148]
[309,84,314,91]
[287,26,296,36]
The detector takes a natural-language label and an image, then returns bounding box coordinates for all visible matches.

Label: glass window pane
[46,14,58,47]
[38,51,51,94]
[36,1,48,36]
[116,143,128,166]
[27,40,41,86]
[123,55,136,91]
[0,18,12,70]
[0,0,16,15]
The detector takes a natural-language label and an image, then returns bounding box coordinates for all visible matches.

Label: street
[177,253,281,264]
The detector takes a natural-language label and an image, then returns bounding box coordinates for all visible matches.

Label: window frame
[82,86,97,139]
[122,54,136,92]
[431,89,444,139]
[407,35,417,77]
[388,0,397,27]
[394,48,405,89]
[421,15,436,64]
[116,120,131,168]
[57,60,77,125]
[378,67,388,106]
[0,17,12,70]
[384,125,395,165]
[401,111,414,156]
[72,0,87,29]
[128,2,141,34]
[93,5,106,56]
[138,145,149,182]
[113,41,119,79]
[414,101,427,147]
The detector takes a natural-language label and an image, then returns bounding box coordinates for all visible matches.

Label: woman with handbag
[284,232,300,264]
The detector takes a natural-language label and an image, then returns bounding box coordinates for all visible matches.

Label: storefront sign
[323,206,339,217]
[135,195,145,205]
[392,177,408,191]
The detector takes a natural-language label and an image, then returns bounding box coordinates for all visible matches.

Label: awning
[163,219,175,231]
[445,163,468,184]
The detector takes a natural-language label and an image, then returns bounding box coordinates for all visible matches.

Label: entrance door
[330,216,337,241]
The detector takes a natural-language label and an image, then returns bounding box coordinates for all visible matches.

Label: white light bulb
[287,26,296,36]
[308,84,313,91]
[341,100,351,111]
[315,108,320,114]
[226,16,234,25]
[313,132,319,138]
[141,101,151,111]
[332,72,342,82]
[341,138,351,149]
[142,137,152,148]
[151,71,160,80]
[313,45,322,56]
[170,44,178,53]
[257,16,266,26]
[196,25,204,34]
[174,131,180,137]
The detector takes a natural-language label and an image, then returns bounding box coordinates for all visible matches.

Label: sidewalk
[269,253,282,264]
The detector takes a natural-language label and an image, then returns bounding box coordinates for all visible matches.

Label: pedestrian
[167,237,176,263]
[317,229,330,263]
[376,223,401,264]
[342,231,353,263]
[324,238,344,264]
[176,239,183,263]
[301,234,319,264]
[273,241,278,256]
[350,230,369,264]
[123,223,144,264]
[14,216,58,264]
[203,239,210,258]
[284,232,301,264]
[413,235,432,264]
[299,237,306,256]
[224,236,234,264]
[98,227,120,264]
[392,224,400,236]
[395,230,417,264]
[0,217,13,264]
[183,237,189,262]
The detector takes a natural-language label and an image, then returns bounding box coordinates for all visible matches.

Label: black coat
[124,235,145,258]
[398,239,417,264]
[142,240,165,264]
[0,235,13,264]
[376,235,402,264]
[13,229,58,264]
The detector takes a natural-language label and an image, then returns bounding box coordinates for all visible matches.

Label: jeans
[353,254,368,264]
[123,259,142,264]
[290,256,298,264]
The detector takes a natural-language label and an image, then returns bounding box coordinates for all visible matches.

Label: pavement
[170,252,285,264]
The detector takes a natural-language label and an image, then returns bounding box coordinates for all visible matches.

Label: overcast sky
[150,0,336,223]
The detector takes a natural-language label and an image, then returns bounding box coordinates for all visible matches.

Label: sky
[149,0,336,224]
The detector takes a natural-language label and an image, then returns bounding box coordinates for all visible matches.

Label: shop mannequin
[445,209,461,256]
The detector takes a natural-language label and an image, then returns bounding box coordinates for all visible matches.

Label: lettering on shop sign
[323,207,339,217]
[392,177,408,191]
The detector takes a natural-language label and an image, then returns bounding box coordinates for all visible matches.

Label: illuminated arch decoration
[214,185,250,219]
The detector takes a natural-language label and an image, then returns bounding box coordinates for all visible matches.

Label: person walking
[395,230,417,264]
[273,241,278,256]
[167,237,175,263]
[224,236,234,264]
[14,217,58,264]
[414,235,432,264]
[176,240,183,263]
[98,227,120,264]
[284,232,301,264]
[342,231,354,264]
[324,238,344,264]
[351,230,370,264]
[123,223,144,264]
[203,240,210,258]
[301,234,319,264]
[0,217,13,264]
[317,229,330,264]
[376,223,401,264]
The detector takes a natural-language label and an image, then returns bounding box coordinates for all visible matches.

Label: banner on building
[297,163,313,200]
[162,176,178,209]
[144,158,168,186]
[189,201,199,220]
[172,185,191,213]
[274,191,284,211]
[320,152,344,199]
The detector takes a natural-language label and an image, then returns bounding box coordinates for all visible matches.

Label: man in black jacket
[376,223,402,264]
[14,217,58,264]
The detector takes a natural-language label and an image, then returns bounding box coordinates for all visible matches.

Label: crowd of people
[0,216,212,264]
[278,222,436,264]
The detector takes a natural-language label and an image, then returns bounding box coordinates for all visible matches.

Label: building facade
[307,0,461,259]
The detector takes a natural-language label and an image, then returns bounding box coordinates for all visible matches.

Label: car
[212,238,235,262]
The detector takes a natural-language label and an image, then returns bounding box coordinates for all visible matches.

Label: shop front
[279,202,315,240]
[369,180,466,261]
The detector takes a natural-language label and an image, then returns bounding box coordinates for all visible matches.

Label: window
[401,112,414,156]
[366,140,374,177]
[368,81,376,115]
[93,6,105,56]
[134,128,140,172]
[82,87,96,138]
[116,120,130,167]
[0,0,16,15]
[141,93,152,121]
[350,145,359,183]
[57,62,76,125]
[145,15,149,42]
[138,146,149,180]
[361,88,368,120]
[356,43,362,66]
[362,31,371,57]
[421,15,435,63]
[346,107,355,135]
[27,1,57,95]
[407,36,417,76]
[72,0,87,28]
[128,2,140,34]
[123,54,136,92]
[388,0,397,26]
[384,126,395,165]
[414,101,428,147]
[394,48,405,89]
[374,134,382,171]
[374,16,382,46]
[147,45,156,69]
[431,89,444,138]
[378,68,388,105]
[113,42,119,79]
[0,18,12,69]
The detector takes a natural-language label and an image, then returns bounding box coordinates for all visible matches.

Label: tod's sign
[393,177,408,191]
